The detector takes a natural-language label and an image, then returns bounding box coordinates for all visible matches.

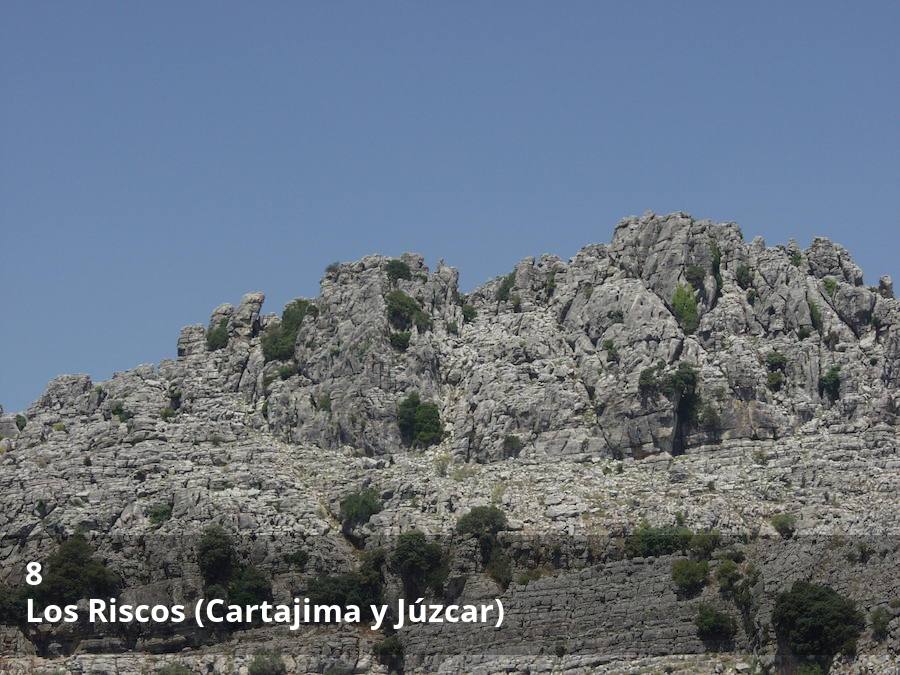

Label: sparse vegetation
[339,489,382,533]
[715,559,742,595]
[15,415,26,431]
[809,301,824,333]
[446,321,458,335]
[197,525,236,587]
[770,513,797,539]
[601,339,619,364]
[386,290,430,332]
[819,365,841,402]
[638,365,661,398]
[664,362,701,425]
[790,250,803,267]
[695,604,736,644]
[461,304,477,323]
[767,371,785,392]
[397,392,442,447]
[870,606,891,641]
[385,259,412,283]
[52,422,66,433]
[736,264,753,290]
[248,652,286,675]
[159,406,175,421]
[496,272,515,302]
[625,523,693,558]
[277,364,296,380]
[607,309,624,324]
[389,331,411,351]
[307,549,384,618]
[147,503,172,526]
[773,581,863,665]
[671,558,708,597]
[30,533,119,607]
[262,299,318,362]
[685,264,707,298]
[373,635,403,671]
[672,284,699,333]
[391,530,446,597]
[206,319,229,351]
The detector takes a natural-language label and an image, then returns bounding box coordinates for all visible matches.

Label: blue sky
[2,1,898,412]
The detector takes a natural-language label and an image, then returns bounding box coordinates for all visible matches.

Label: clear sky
[2,2,898,413]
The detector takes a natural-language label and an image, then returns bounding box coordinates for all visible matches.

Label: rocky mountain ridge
[1,211,898,674]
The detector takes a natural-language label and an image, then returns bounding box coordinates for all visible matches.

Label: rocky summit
[1,212,898,674]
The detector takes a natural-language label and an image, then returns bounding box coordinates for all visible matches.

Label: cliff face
[1,212,898,673]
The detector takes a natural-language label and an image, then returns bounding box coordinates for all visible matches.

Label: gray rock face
[1,212,899,673]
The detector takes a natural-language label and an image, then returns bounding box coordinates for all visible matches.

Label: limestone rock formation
[1,212,898,673]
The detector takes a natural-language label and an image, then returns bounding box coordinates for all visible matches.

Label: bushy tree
[773,581,863,664]
[31,533,119,607]
[340,489,382,533]
[391,530,446,597]
[672,558,708,597]
[206,319,229,351]
[385,259,412,283]
[625,524,693,558]
[818,365,841,402]
[496,272,515,301]
[672,284,699,333]
[736,264,753,290]
[695,604,736,644]
[261,299,318,362]
[197,525,236,587]
[397,392,442,447]
[386,291,430,331]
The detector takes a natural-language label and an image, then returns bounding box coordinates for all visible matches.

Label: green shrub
[391,530,446,596]
[689,531,721,559]
[601,339,619,364]
[809,301,824,333]
[503,434,524,457]
[206,319,229,351]
[823,277,838,297]
[699,402,722,433]
[228,565,271,606]
[397,392,442,447]
[695,604,736,643]
[625,524,693,558]
[456,506,508,540]
[607,309,624,324]
[870,606,891,641]
[261,299,318,362]
[386,290,430,331]
[52,422,66,432]
[496,272,515,301]
[109,401,134,424]
[385,259,412,283]
[284,549,308,571]
[746,288,759,305]
[638,367,660,397]
[773,581,863,663]
[485,547,512,588]
[664,362,701,424]
[766,351,788,372]
[790,250,803,267]
[716,559,742,595]
[316,393,331,413]
[685,264,707,298]
[277,364,296,380]
[197,525,235,587]
[159,407,175,421]
[819,365,841,402]
[671,558,708,597]
[248,652,286,675]
[735,264,753,290]
[147,503,172,526]
[767,371,785,392]
[389,331,411,351]
[307,549,384,617]
[340,489,382,532]
[798,326,811,339]
[545,270,557,295]
[461,304,477,323]
[446,321,458,336]
[770,513,796,539]
[672,284,699,333]
[373,635,403,670]
[31,533,119,607]
[15,415,26,431]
